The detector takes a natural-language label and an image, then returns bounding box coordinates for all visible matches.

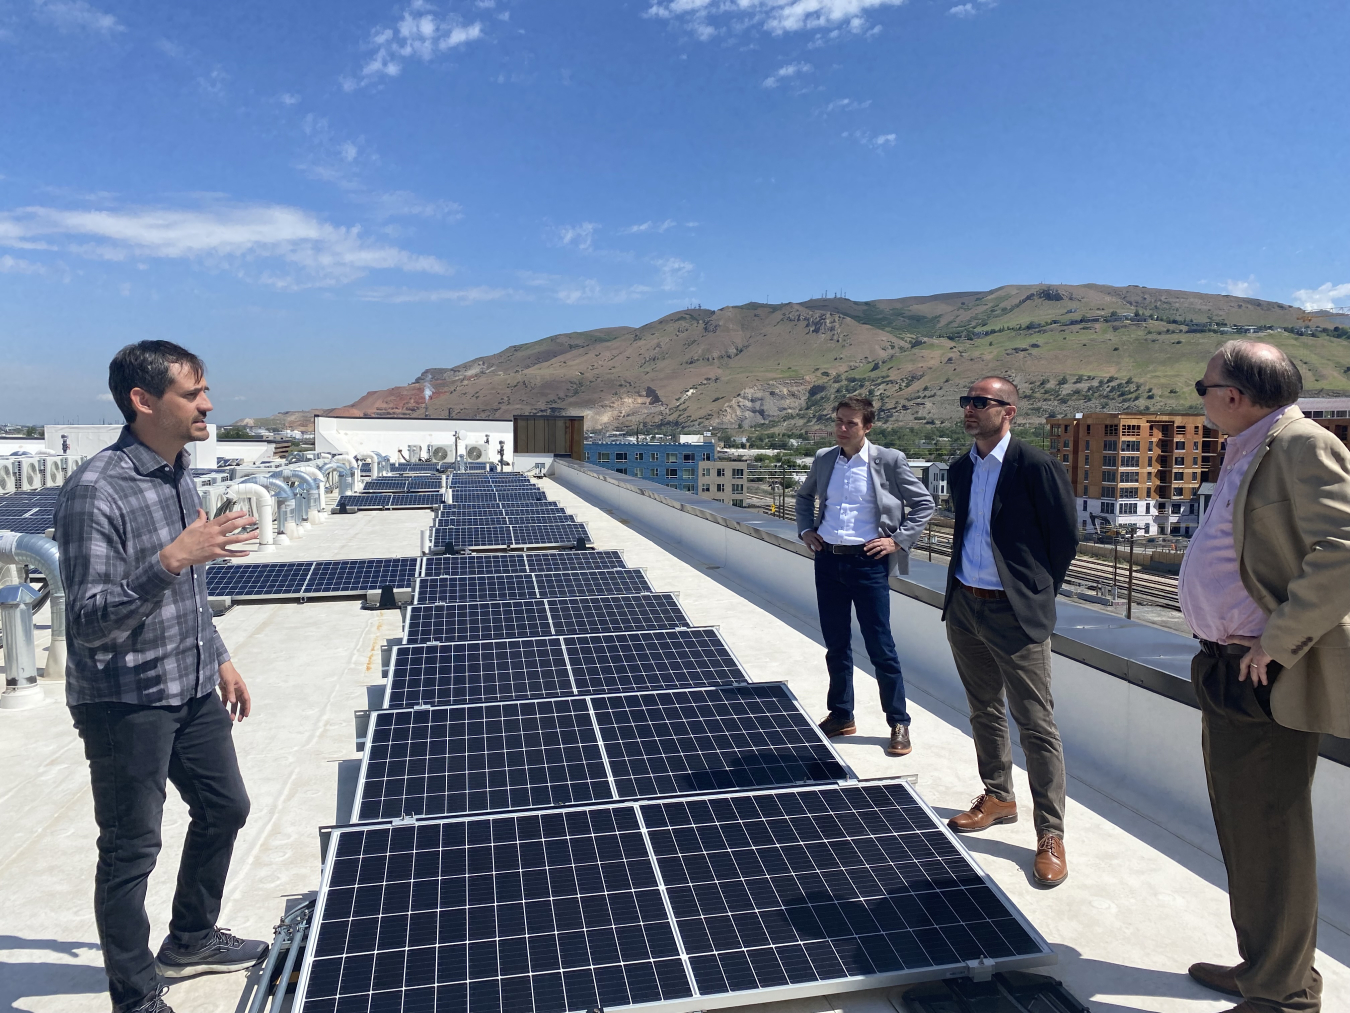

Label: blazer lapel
[1232,408,1303,564]
[815,447,841,526]
[990,439,1020,520]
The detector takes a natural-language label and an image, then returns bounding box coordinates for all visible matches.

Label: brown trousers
[945,588,1066,837]
[1193,648,1323,1013]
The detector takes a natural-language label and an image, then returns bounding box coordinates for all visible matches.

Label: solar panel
[388,493,444,509]
[420,554,531,579]
[297,781,1052,1013]
[511,523,591,548]
[336,493,392,511]
[203,560,316,599]
[385,638,575,708]
[355,685,848,824]
[363,478,411,491]
[384,628,747,709]
[403,600,554,644]
[306,558,419,595]
[532,570,652,600]
[0,515,54,533]
[415,573,538,604]
[524,550,626,573]
[567,629,747,695]
[434,526,513,549]
[547,593,688,636]
[355,698,613,823]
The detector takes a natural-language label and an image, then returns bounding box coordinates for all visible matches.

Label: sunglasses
[1194,380,1243,398]
[959,396,1012,410]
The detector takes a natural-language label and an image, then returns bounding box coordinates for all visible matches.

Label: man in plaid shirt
[57,341,267,1013]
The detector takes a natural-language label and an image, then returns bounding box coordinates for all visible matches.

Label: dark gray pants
[1193,648,1322,1013]
[945,588,1066,837]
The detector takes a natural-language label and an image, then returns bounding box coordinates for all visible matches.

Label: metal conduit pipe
[224,482,276,552]
[241,478,296,543]
[0,531,67,687]
[320,461,353,497]
[291,466,328,520]
[278,469,322,526]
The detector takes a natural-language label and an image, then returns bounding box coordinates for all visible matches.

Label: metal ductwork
[0,531,67,705]
[225,482,276,552]
[320,461,354,498]
[278,468,325,526]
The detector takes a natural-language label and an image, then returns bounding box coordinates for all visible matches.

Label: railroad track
[913,535,1182,611]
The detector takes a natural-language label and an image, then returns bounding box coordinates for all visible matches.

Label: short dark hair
[108,341,205,425]
[969,376,1019,405]
[1216,340,1302,409]
[834,394,876,426]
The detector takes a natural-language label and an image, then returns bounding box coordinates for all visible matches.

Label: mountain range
[236,284,1350,432]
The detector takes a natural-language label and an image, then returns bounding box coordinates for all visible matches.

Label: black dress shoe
[887,725,912,756]
[818,714,856,737]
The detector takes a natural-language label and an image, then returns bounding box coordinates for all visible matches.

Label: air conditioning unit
[430,444,455,463]
[19,459,42,491]
[44,457,69,487]
[0,461,14,496]
[463,443,489,463]
[407,444,422,463]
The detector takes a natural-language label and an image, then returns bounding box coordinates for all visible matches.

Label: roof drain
[224,482,277,552]
[0,531,67,692]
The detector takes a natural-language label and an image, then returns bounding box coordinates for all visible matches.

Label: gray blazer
[795,443,936,576]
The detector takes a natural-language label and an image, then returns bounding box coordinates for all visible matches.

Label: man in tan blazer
[1178,340,1350,1013]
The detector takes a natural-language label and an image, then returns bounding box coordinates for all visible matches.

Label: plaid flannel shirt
[55,427,229,707]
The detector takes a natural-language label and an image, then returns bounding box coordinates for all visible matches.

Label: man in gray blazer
[796,395,935,756]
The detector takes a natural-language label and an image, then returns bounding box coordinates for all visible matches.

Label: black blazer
[942,436,1079,643]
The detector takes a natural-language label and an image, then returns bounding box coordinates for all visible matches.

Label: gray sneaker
[154,926,268,979]
[126,986,174,1013]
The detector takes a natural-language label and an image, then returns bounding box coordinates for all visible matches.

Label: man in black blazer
[942,376,1078,887]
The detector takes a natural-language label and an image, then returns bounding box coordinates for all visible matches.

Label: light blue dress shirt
[955,431,1011,590]
[816,439,880,545]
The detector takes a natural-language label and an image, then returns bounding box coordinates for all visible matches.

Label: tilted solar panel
[0,515,55,533]
[385,638,574,708]
[532,569,652,600]
[510,523,592,548]
[419,554,531,579]
[566,628,747,695]
[305,557,419,595]
[523,550,626,573]
[432,526,513,549]
[403,599,554,644]
[362,478,411,492]
[387,493,444,509]
[296,781,1052,1013]
[203,561,316,599]
[547,593,687,636]
[414,573,538,604]
[335,493,392,510]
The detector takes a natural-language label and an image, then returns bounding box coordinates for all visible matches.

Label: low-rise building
[582,438,715,495]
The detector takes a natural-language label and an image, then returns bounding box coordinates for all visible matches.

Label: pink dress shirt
[1178,406,1288,644]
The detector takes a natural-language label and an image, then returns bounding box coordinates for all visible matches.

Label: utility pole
[1125,526,1136,620]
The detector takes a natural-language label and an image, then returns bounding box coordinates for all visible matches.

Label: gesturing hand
[160,509,254,575]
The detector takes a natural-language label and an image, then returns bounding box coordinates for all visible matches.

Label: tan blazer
[1235,406,1350,737]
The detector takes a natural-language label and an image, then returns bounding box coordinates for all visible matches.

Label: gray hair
[1216,340,1302,409]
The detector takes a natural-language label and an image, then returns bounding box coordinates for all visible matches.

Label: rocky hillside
[239,284,1350,431]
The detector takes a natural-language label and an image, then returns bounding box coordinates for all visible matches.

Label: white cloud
[821,97,870,113]
[0,254,48,275]
[278,93,301,106]
[620,219,677,234]
[646,0,905,38]
[96,392,115,402]
[949,0,995,17]
[551,222,600,251]
[1222,276,1258,298]
[654,256,694,289]
[1292,282,1350,312]
[843,129,895,148]
[33,0,123,35]
[346,0,484,90]
[0,202,454,289]
[762,61,812,87]
[358,285,510,303]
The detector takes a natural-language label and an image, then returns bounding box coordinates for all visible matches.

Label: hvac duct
[320,461,354,498]
[0,531,68,692]
[278,468,324,526]
[292,465,328,517]
[224,482,276,552]
[249,477,301,541]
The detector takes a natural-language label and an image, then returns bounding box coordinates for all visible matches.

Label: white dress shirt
[955,431,1011,589]
[816,439,881,545]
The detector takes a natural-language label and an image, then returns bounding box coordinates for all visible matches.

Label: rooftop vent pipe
[320,461,354,498]
[0,531,67,689]
[224,482,276,552]
[278,468,325,525]
[248,477,300,541]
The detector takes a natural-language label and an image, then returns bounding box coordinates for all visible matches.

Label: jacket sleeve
[796,455,822,535]
[888,455,934,551]
[1032,455,1079,586]
[1260,434,1350,667]
[57,480,180,648]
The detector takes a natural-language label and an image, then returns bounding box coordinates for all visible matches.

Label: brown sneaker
[887,725,912,756]
[1187,962,1242,998]
[947,794,1018,833]
[818,714,856,737]
[1033,834,1068,887]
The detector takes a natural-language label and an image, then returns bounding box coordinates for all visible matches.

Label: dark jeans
[70,692,251,1012]
[1193,648,1322,1013]
[814,549,909,727]
[945,587,1066,837]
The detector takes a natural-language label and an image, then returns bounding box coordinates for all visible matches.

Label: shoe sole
[1032,868,1068,888]
[1186,972,1242,998]
[155,958,261,978]
[947,813,1018,833]
[886,744,912,757]
[821,727,856,737]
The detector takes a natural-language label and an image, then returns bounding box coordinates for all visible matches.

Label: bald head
[968,376,1019,406]
[1213,340,1301,408]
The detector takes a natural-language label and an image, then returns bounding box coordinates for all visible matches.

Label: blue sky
[2,0,1347,423]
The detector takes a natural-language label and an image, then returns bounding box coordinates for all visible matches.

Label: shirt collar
[1223,405,1289,460]
[969,431,1011,465]
[837,438,871,465]
[114,425,187,476]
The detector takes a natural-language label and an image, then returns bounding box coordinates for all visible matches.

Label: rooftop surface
[2,479,1347,1013]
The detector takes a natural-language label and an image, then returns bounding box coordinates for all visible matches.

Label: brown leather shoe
[1033,834,1068,887]
[1187,962,1243,998]
[887,725,912,757]
[947,794,1018,833]
[818,714,856,737]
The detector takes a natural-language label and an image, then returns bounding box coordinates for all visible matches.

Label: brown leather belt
[1198,639,1248,658]
[959,580,1008,600]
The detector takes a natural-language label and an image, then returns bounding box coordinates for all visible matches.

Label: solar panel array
[336,489,444,511]
[415,568,652,604]
[205,557,419,600]
[402,593,691,645]
[0,487,58,533]
[364,477,444,493]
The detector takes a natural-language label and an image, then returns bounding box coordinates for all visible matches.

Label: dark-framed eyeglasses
[1194,379,1243,398]
[959,396,1012,410]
